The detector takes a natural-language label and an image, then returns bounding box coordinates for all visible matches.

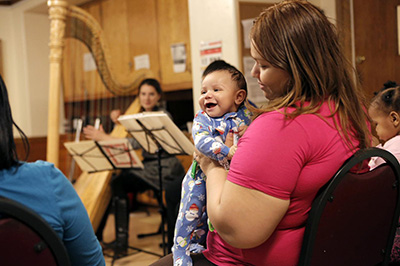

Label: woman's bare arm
[195,150,289,249]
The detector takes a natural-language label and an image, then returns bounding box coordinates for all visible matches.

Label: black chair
[0,196,71,266]
[298,147,400,266]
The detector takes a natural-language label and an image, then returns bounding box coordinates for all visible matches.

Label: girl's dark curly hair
[374,80,399,95]
[371,81,400,115]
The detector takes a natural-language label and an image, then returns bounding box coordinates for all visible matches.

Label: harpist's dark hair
[0,75,29,170]
[202,60,247,93]
[139,78,163,95]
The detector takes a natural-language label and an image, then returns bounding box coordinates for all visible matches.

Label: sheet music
[64,139,144,173]
[98,139,144,169]
[118,112,194,155]
[116,113,159,154]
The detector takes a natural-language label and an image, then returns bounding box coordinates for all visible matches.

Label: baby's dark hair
[202,60,247,94]
[371,81,400,114]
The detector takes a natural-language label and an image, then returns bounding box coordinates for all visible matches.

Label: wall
[0,0,336,137]
[25,12,54,136]
[0,4,31,136]
[311,0,336,22]
[188,0,336,114]
[0,0,90,138]
[0,0,51,137]
[188,0,240,114]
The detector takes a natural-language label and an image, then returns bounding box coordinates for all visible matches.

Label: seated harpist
[83,78,187,255]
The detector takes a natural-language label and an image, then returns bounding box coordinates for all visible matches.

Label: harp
[47,0,152,230]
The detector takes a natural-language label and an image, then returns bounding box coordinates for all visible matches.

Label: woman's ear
[390,111,400,127]
[235,90,247,106]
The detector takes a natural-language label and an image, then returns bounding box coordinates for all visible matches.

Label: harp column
[47,0,67,167]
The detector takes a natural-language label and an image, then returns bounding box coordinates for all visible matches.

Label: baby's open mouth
[205,103,217,108]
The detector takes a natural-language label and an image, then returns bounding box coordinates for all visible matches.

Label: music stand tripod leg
[137,147,168,255]
[156,148,168,256]
[102,196,162,264]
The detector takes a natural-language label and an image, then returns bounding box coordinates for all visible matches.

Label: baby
[172,60,252,266]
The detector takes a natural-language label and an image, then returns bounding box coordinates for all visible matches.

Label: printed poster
[200,40,222,70]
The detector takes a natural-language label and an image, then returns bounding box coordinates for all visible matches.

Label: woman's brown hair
[250,0,370,149]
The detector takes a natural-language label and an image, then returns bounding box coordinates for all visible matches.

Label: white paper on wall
[243,56,268,104]
[199,40,222,70]
[171,43,187,73]
[134,54,150,70]
[241,18,254,49]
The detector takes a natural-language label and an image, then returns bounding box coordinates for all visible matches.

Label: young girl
[172,60,252,266]
[368,82,400,170]
[368,82,400,263]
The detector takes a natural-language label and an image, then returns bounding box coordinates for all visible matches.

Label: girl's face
[139,84,161,111]
[199,70,244,118]
[250,41,291,100]
[368,105,400,143]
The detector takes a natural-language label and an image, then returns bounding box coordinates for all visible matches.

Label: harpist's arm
[83,125,116,141]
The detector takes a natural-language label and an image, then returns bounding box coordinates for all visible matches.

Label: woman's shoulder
[257,101,334,120]
[253,109,289,123]
[22,160,56,170]
[0,161,70,202]
[18,161,65,179]
[252,105,333,134]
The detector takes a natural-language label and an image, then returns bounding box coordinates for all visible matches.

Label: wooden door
[352,0,400,100]
[238,2,274,69]
[156,0,192,91]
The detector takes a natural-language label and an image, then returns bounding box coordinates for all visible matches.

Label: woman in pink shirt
[151,1,371,265]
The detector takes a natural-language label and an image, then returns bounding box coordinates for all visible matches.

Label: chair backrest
[0,196,71,266]
[298,147,400,266]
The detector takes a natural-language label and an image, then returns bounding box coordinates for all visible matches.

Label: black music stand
[64,139,144,172]
[118,112,194,256]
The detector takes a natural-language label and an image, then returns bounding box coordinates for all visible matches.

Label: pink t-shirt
[203,102,360,266]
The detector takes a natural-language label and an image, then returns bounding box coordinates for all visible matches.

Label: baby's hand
[237,125,248,137]
[225,132,234,147]
[227,145,237,160]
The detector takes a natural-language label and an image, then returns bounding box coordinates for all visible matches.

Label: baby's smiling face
[199,70,241,118]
